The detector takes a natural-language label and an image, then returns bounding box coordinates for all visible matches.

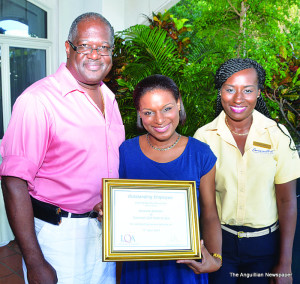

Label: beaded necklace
[146,133,181,151]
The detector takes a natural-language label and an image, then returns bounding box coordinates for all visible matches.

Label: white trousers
[23,217,116,284]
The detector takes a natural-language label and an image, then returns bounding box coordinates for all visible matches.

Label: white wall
[102,0,126,33]
[124,0,180,28]
[103,0,180,32]
[30,0,180,71]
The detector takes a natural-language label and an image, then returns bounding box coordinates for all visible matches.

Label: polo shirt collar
[54,63,102,97]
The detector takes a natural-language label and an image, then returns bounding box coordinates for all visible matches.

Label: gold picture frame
[102,178,201,261]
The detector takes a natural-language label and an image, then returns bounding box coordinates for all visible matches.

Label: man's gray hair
[68,12,114,45]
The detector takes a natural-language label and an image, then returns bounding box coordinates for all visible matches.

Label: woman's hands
[93,202,103,222]
[176,240,222,274]
[269,263,293,284]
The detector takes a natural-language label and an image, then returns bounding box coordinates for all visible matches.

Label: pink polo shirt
[0,63,125,213]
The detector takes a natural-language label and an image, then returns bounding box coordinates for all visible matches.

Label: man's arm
[2,176,57,284]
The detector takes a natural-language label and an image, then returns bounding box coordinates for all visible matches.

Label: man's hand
[26,258,58,284]
[93,202,103,222]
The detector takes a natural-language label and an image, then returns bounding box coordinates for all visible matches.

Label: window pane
[10,47,46,106]
[0,0,47,38]
[0,47,3,138]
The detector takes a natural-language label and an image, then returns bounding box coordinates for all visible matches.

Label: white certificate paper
[112,188,190,251]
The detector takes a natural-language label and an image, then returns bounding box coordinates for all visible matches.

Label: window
[0,0,49,138]
[0,0,47,38]
[10,47,46,109]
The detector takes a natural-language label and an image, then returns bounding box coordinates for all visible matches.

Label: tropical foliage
[170,0,300,142]
[264,46,300,141]
[106,0,299,142]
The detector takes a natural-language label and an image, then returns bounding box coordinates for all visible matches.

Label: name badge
[253,141,271,149]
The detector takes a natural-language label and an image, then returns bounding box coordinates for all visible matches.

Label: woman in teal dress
[118,74,222,284]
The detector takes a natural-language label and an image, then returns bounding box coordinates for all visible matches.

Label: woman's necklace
[146,133,181,151]
[225,117,249,136]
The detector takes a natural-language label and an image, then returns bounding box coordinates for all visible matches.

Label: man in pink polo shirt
[0,12,124,284]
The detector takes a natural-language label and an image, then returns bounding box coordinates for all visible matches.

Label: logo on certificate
[121,234,136,243]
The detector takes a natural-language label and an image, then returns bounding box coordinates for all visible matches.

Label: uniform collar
[251,109,276,135]
[209,111,237,147]
[206,110,277,150]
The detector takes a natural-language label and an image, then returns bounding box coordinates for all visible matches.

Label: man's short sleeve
[0,92,53,187]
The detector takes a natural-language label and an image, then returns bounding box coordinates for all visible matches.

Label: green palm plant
[117,25,186,89]
[114,25,190,138]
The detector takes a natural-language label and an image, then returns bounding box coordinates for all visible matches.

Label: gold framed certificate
[102,178,201,261]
